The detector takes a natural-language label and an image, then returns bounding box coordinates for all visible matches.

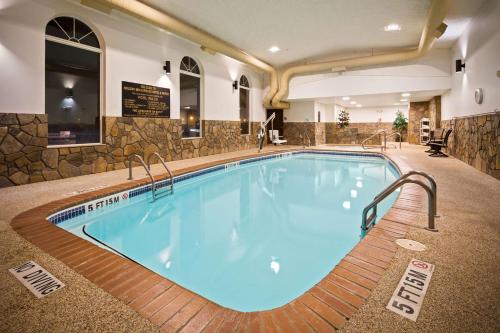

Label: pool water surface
[57,152,399,311]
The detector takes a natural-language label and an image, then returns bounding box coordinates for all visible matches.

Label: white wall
[287,49,451,101]
[314,102,335,122]
[441,0,500,120]
[344,106,408,123]
[0,0,266,121]
[285,102,408,124]
[284,101,315,122]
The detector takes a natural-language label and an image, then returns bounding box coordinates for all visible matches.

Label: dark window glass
[46,17,100,48]
[45,40,100,145]
[180,56,200,74]
[180,73,201,138]
[239,75,249,88]
[240,87,250,135]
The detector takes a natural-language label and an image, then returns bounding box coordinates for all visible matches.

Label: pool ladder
[128,152,174,201]
[361,130,402,151]
[361,171,438,237]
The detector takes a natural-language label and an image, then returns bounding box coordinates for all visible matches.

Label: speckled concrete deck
[1,144,499,332]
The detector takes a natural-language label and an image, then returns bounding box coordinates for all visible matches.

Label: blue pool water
[57,152,399,311]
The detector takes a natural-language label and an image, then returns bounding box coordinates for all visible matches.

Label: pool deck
[1,144,499,332]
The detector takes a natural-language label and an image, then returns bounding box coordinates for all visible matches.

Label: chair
[429,129,452,157]
[425,128,444,153]
[269,130,287,145]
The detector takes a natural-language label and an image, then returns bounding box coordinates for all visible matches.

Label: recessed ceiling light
[401,92,411,97]
[342,96,350,101]
[384,23,401,32]
[269,46,280,53]
[394,103,400,106]
[356,104,362,108]
[400,99,408,102]
[350,101,357,105]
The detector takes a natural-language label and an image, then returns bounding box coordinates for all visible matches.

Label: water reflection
[270,257,280,274]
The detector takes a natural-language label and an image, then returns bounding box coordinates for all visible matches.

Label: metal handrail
[361,171,438,237]
[147,152,174,192]
[375,171,437,214]
[257,112,276,152]
[362,129,387,151]
[128,154,157,200]
[386,131,402,149]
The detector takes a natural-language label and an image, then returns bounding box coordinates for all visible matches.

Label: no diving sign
[386,259,435,321]
[9,261,65,298]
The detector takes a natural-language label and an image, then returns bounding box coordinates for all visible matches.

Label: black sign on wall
[122,81,170,118]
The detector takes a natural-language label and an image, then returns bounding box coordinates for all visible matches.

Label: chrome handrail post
[361,172,438,236]
[362,129,387,151]
[128,154,157,200]
[148,152,174,192]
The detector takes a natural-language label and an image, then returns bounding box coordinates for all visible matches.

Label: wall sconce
[163,61,171,74]
[232,80,238,91]
[455,59,465,72]
[65,88,73,99]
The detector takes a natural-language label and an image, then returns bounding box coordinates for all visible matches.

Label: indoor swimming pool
[54,152,399,311]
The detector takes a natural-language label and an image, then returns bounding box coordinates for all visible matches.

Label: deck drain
[396,239,426,251]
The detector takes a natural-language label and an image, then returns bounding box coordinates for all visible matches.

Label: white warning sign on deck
[9,261,65,298]
[386,258,435,321]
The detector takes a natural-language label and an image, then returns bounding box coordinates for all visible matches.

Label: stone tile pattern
[408,102,430,144]
[429,96,441,131]
[442,113,499,180]
[0,113,260,187]
[325,122,394,145]
[315,123,326,145]
[283,122,319,146]
[0,114,49,187]
[283,122,394,146]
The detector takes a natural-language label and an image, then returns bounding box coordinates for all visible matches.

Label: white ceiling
[315,90,448,108]
[434,0,489,48]
[142,0,433,66]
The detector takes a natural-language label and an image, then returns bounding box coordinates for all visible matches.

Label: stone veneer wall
[0,113,260,187]
[282,122,327,146]
[325,122,394,144]
[429,96,441,130]
[283,122,396,146]
[441,113,499,180]
[408,102,430,145]
[314,123,326,145]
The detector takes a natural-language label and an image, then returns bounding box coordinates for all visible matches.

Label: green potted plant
[393,110,408,141]
[337,109,350,129]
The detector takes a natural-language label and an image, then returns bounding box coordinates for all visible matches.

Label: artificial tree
[337,109,350,128]
[393,110,408,141]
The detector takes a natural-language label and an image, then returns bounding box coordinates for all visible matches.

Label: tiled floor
[9,147,428,332]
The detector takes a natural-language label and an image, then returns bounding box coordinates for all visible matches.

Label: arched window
[45,17,102,146]
[239,75,250,135]
[180,56,201,138]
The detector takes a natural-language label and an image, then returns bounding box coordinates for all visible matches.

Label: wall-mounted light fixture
[65,88,73,99]
[232,80,238,91]
[455,59,465,72]
[163,61,171,74]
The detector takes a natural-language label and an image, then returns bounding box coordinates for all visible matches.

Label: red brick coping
[11,149,425,332]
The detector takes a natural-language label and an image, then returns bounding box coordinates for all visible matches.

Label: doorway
[266,109,283,143]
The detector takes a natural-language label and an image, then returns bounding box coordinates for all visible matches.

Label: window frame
[44,20,104,148]
[239,75,251,135]
[180,56,203,139]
